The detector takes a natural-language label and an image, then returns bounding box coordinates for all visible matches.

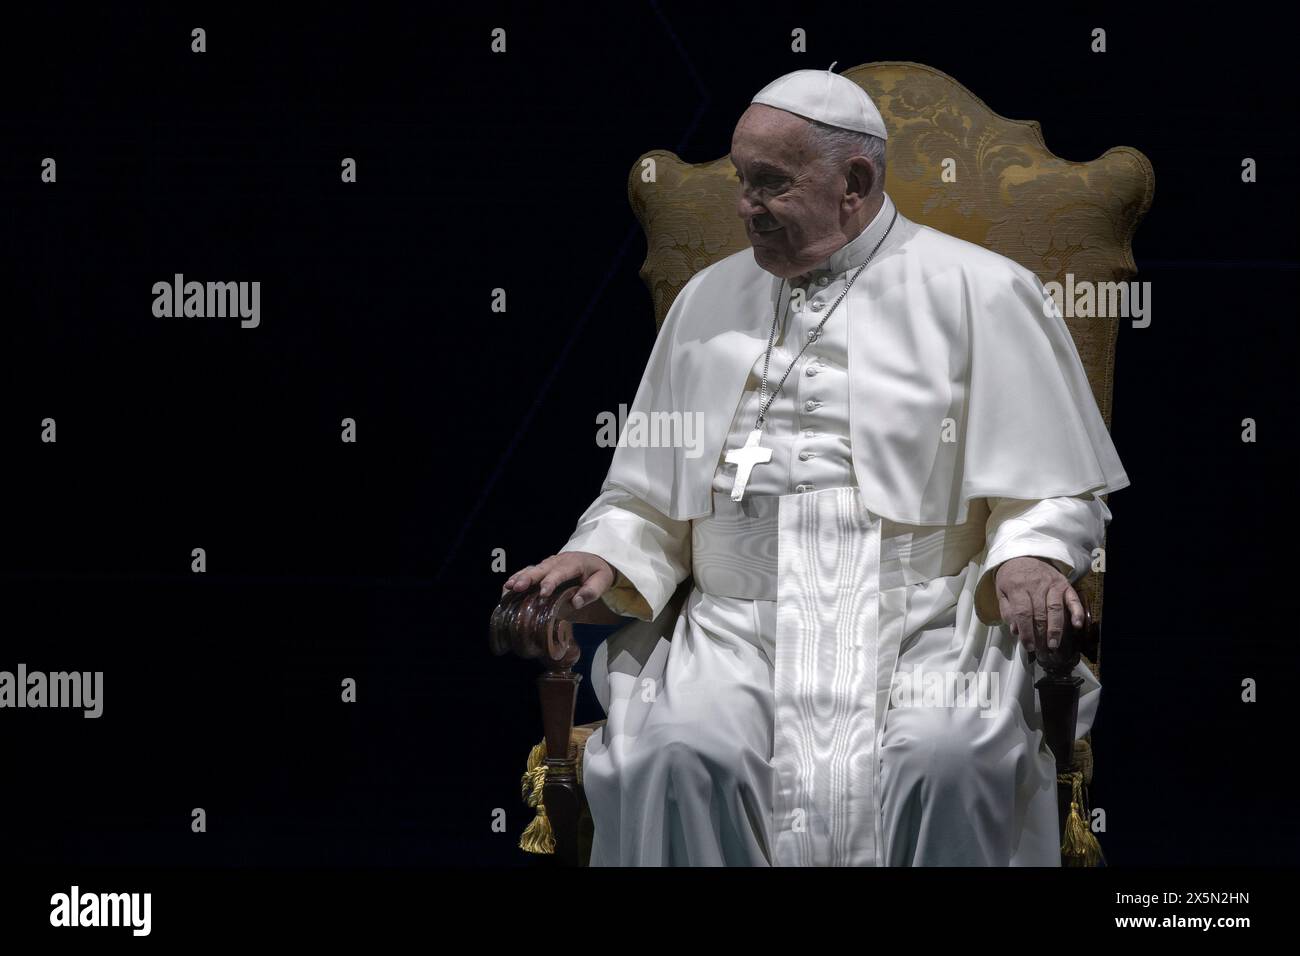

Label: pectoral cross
[725,428,773,502]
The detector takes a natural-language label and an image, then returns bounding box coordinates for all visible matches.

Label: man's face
[731,104,851,279]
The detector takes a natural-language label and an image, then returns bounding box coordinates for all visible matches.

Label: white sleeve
[558,481,692,622]
[973,494,1112,625]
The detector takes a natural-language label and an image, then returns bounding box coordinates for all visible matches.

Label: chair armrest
[488,578,596,865]
[1033,581,1094,773]
[1033,581,1106,863]
[489,578,625,667]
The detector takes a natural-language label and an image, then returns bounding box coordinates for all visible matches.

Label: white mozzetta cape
[605,209,1130,527]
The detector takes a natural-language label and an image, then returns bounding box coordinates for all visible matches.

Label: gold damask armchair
[491,60,1154,866]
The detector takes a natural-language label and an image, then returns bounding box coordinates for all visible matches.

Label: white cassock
[559,192,1130,866]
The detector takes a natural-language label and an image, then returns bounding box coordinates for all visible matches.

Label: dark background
[0,2,1295,869]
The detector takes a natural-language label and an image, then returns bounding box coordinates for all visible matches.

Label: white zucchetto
[751,66,888,139]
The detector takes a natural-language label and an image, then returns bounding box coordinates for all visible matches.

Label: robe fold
[559,192,1126,866]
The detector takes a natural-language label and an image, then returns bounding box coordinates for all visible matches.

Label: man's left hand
[994,556,1085,652]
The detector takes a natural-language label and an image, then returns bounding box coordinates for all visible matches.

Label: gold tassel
[1058,770,1104,867]
[519,740,555,855]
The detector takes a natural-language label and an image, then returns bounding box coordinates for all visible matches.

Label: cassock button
[803,399,821,412]
[799,450,816,461]
[795,483,815,493]
[817,276,829,286]
[805,364,820,376]
[811,301,826,312]
[803,429,816,437]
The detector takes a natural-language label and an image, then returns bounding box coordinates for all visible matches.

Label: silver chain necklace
[725,206,898,502]
[756,205,898,429]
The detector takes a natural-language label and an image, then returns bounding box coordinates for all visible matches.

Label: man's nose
[736,187,763,221]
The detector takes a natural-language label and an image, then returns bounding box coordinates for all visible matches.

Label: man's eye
[737,173,786,195]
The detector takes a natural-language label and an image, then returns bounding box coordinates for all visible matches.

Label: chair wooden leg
[490,577,591,862]
[538,670,582,866]
[1038,671,1084,843]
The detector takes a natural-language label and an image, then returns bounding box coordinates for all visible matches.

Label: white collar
[797,191,896,281]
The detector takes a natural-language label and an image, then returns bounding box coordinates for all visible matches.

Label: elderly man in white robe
[503,68,1129,867]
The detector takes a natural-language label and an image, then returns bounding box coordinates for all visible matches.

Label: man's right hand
[502,551,616,610]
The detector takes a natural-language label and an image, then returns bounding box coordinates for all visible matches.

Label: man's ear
[843,156,876,210]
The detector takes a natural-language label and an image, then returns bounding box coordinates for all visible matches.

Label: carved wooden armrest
[489,578,620,863]
[1032,582,1104,865]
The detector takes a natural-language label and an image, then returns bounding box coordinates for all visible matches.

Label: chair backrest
[626,60,1153,648]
